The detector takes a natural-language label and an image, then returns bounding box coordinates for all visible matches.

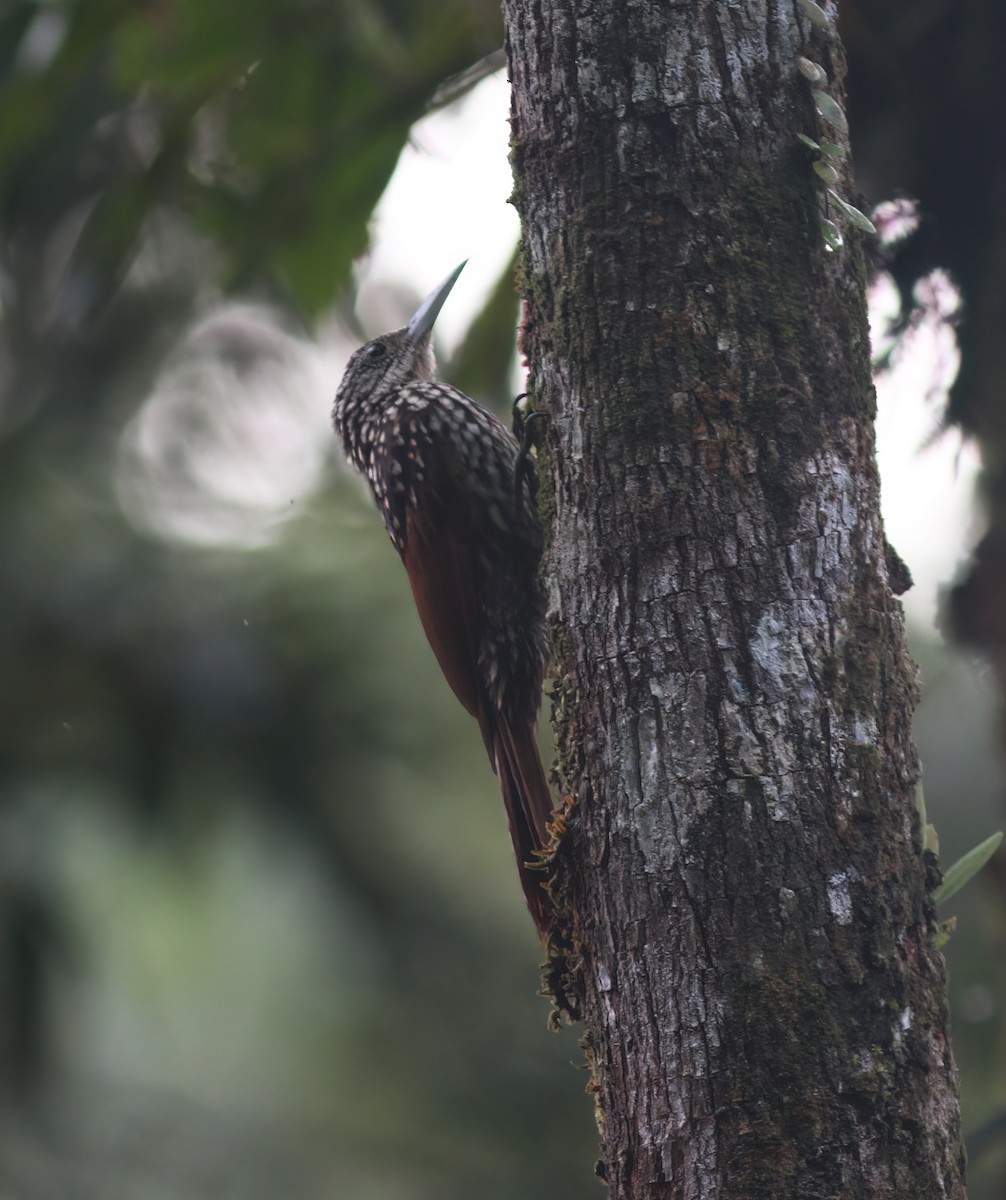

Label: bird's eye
[366,342,388,359]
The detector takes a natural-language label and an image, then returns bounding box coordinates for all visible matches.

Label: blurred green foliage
[0,0,501,315]
[0,1,599,1195]
[0,1,1004,1197]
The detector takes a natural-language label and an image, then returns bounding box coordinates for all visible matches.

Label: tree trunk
[502,1,968,1197]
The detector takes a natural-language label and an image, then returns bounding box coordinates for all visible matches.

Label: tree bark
[502,1,968,1197]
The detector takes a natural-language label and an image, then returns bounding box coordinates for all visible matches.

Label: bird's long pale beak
[407,260,467,344]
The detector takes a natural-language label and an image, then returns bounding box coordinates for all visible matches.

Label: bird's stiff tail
[493,719,555,940]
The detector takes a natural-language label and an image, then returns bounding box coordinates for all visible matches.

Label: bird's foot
[512,394,548,512]
[528,794,576,868]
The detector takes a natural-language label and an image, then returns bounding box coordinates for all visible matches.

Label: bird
[332,262,555,939]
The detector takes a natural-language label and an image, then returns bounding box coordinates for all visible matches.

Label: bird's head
[334,261,466,408]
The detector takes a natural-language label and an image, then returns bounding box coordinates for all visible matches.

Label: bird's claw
[526,795,576,869]
[512,395,548,513]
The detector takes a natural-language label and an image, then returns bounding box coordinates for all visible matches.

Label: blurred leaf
[1,0,504,316]
[915,782,927,826]
[813,159,840,185]
[934,832,1003,905]
[933,916,957,950]
[829,190,877,234]
[820,217,843,250]
[813,89,848,132]
[796,0,830,31]
[796,56,827,84]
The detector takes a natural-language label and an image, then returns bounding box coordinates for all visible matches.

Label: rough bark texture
[502,1,968,1197]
